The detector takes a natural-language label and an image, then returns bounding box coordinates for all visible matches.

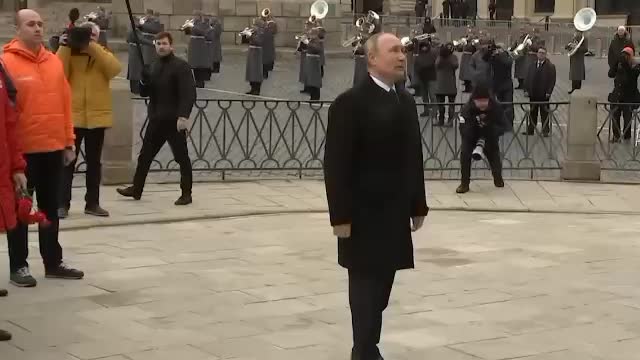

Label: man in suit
[525,47,556,137]
[324,32,429,360]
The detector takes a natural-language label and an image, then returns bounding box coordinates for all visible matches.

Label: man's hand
[12,172,27,192]
[411,216,425,232]
[177,117,190,133]
[63,147,76,166]
[333,224,351,238]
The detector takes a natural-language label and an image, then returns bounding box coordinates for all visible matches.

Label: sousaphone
[568,7,596,57]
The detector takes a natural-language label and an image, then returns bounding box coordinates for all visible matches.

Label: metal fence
[74,99,574,181]
[596,102,640,179]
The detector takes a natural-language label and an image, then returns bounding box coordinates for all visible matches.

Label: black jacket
[414,45,438,82]
[324,76,428,271]
[489,50,513,92]
[527,59,556,100]
[609,60,640,103]
[140,53,196,126]
[459,96,509,137]
[608,34,635,71]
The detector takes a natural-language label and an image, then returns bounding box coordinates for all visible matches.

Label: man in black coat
[608,26,634,73]
[524,47,556,137]
[608,47,640,142]
[488,43,514,126]
[324,32,428,360]
[457,84,507,194]
[117,32,196,205]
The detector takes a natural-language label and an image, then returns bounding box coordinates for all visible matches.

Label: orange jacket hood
[3,39,51,64]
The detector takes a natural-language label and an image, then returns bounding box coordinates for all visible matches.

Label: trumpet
[181,18,195,31]
[239,27,254,37]
[295,33,310,44]
[452,37,467,47]
[84,11,97,21]
[139,16,148,25]
[261,8,270,18]
[510,34,531,56]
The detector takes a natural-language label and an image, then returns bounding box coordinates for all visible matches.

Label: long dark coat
[608,33,634,71]
[512,34,528,79]
[126,29,154,81]
[435,52,459,95]
[569,36,588,81]
[527,59,556,99]
[353,54,367,87]
[207,19,222,72]
[304,38,323,88]
[458,43,476,81]
[323,76,429,271]
[188,20,211,69]
[245,26,264,83]
[298,49,306,84]
[470,50,490,87]
[262,20,278,69]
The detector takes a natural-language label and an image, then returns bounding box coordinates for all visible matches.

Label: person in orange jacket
[0,56,25,342]
[2,9,84,288]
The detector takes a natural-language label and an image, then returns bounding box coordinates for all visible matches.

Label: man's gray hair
[364,33,383,57]
[79,21,100,34]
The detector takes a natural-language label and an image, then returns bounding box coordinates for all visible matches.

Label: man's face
[618,28,625,37]
[90,26,99,42]
[369,34,406,82]
[537,48,547,61]
[474,98,489,111]
[155,37,173,57]
[17,11,44,46]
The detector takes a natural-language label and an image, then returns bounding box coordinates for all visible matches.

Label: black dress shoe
[175,194,193,206]
[456,184,470,194]
[117,186,141,200]
[0,288,7,297]
[0,329,11,341]
[494,178,505,188]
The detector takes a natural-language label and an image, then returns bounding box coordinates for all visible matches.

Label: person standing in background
[434,41,459,126]
[56,21,122,218]
[442,0,450,26]
[2,9,84,287]
[567,30,588,94]
[524,47,556,137]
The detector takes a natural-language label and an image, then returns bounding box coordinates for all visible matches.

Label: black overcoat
[323,76,429,271]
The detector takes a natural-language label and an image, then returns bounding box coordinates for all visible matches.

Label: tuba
[310,0,328,22]
[567,7,596,57]
[261,8,270,18]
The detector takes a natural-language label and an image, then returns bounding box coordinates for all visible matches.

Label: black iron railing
[597,102,640,174]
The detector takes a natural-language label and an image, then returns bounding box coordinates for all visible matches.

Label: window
[595,0,630,15]
[534,0,555,13]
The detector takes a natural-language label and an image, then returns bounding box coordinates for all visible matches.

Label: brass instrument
[261,8,270,18]
[239,27,255,37]
[452,37,468,47]
[567,7,596,57]
[509,34,531,56]
[342,33,362,47]
[181,18,195,31]
[310,0,328,22]
[139,16,148,25]
[84,11,97,21]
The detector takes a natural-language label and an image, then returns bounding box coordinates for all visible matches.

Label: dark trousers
[612,105,633,140]
[133,125,192,198]
[249,82,262,95]
[7,151,64,272]
[308,86,321,101]
[461,130,502,186]
[572,80,582,90]
[419,79,437,115]
[130,80,141,95]
[61,127,105,210]
[495,88,514,126]
[349,269,396,360]
[528,97,550,134]
[436,94,456,121]
[193,68,209,88]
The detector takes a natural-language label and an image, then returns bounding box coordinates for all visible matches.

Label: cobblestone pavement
[1,208,640,360]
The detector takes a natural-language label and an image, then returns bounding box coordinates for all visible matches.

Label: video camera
[67,26,92,50]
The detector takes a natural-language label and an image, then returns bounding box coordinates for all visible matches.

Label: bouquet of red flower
[16,190,51,227]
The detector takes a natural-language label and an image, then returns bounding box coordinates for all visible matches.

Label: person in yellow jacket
[56,21,122,218]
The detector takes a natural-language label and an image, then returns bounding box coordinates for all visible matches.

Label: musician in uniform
[92,6,110,48]
[512,28,528,90]
[184,11,212,88]
[524,28,544,97]
[261,10,277,79]
[567,30,588,94]
[488,42,514,126]
[297,20,313,94]
[243,18,266,96]
[207,16,223,75]
[304,27,324,101]
[126,12,159,94]
[458,28,477,93]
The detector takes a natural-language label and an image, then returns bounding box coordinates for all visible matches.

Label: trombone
[180,18,195,31]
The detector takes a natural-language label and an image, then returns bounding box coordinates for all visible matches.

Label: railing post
[102,80,134,185]
[561,93,601,181]
[595,38,603,58]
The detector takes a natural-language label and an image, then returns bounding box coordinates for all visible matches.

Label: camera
[67,26,92,50]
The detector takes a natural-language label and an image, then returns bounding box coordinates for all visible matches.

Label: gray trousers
[419,80,438,114]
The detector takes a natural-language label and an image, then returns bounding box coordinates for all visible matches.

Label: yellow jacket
[56,42,122,129]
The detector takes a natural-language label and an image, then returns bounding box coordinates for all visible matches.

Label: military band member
[92,6,110,48]
[488,42,514,125]
[207,16,223,74]
[524,28,544,97]
[126,14,157,94]
[185,11,212,88]
[567,30,588,94]
[458,28,477,93]
[297,21,313,94]
[304,27,324,101]
[243,18,265,96]
[261,11,277,79]
[512,28,528,90]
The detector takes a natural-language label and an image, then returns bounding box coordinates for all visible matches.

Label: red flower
[16,192,51,227]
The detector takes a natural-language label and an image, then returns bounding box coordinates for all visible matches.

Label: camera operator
[487,42,514,126]
[56,22,121,218]
[457,84,507,194]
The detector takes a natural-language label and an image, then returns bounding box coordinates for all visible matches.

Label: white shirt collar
[370,74,396,93]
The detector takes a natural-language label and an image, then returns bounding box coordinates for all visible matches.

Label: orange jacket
[1,39,74,153]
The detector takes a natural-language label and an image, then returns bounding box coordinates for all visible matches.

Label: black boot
[300,86,310,94]
[309,87,320,101]
[0,329,11,341]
